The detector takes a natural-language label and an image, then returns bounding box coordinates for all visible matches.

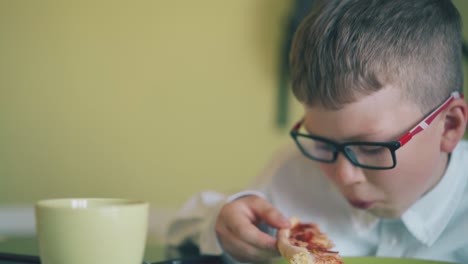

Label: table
[0,236,458,264]
[0,235,216,264]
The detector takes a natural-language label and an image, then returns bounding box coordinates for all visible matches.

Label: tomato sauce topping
[289,223,332,253]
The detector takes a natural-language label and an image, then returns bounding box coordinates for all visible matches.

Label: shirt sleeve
[165,190,268,256]
[165,191,227,255]
[455,243,468,263]
[165,144,295,261]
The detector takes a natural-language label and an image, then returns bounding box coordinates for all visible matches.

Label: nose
[333,153,367,186]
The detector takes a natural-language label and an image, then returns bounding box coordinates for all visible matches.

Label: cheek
[393,127,443,184]
[371,163,424,198]
[317,163,337,182]
[317,130,443,206]
[371,136,443,201]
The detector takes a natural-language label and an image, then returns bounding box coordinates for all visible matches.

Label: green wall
[0,0,298,208]
[1,1,467,208]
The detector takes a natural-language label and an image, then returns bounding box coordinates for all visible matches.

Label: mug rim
[36,198,148,209]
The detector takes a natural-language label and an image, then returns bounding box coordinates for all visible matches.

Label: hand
[215,195,290,263]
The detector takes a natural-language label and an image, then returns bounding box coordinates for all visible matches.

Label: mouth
[348,199,374,209]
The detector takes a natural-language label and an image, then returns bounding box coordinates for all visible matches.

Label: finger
[249,197,290,229]
[220,222,279,263]
[226,215,279,254]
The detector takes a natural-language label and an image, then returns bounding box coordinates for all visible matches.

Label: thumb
[250,197,290,229]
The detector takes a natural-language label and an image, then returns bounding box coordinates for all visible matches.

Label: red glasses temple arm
[291,119,303,132]
[398,91,463,147]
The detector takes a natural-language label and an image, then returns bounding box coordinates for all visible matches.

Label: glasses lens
[295,136,336,162]
[344,144,394,168]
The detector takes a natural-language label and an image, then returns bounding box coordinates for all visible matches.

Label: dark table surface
[0,235,223,264]
[1,236,458,264]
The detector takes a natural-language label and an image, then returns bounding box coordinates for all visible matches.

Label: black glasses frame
[290,131,402,170]
[289,91,463,170]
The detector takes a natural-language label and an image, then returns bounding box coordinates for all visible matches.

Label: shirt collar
[349,141,468,245]
[401,141,468,246]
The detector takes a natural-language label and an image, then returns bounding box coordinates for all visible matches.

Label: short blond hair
[290,0,463,112]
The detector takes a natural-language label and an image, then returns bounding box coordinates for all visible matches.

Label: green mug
[35,198,149,264]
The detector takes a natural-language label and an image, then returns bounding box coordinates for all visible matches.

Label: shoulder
[446,139,468,209]
[252,142,324,188]
[452,139,468,159]
[447,139,468,185]
[450,139,468,193]
[454,139,468,215]
[250,143,316,185]
[444,139,468,239]
[253,143,346,215]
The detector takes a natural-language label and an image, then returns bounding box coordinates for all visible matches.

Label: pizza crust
[277,217,313,264]
[276,217,343,264]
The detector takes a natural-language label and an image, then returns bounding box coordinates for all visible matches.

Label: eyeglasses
[290,91,463,170]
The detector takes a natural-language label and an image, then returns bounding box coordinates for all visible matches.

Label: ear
[440,98,468,153]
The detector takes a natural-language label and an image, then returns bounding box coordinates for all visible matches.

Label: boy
[166,0,468,263]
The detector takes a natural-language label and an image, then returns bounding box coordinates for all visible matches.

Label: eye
[315,142,335,151]
[357,145,387,155]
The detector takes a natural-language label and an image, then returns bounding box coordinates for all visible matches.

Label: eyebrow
[303,126,389,142]
[339,131,389,142]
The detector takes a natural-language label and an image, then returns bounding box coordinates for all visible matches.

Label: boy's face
[303,87,449,218]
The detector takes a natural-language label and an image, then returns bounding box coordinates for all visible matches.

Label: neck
[424,152,450,196]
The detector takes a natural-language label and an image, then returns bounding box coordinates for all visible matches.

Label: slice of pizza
[277,217,343,264]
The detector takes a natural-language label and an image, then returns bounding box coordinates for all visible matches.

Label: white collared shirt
[166,140,468,263]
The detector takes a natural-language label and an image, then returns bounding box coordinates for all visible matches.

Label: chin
[367,207,404,218]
